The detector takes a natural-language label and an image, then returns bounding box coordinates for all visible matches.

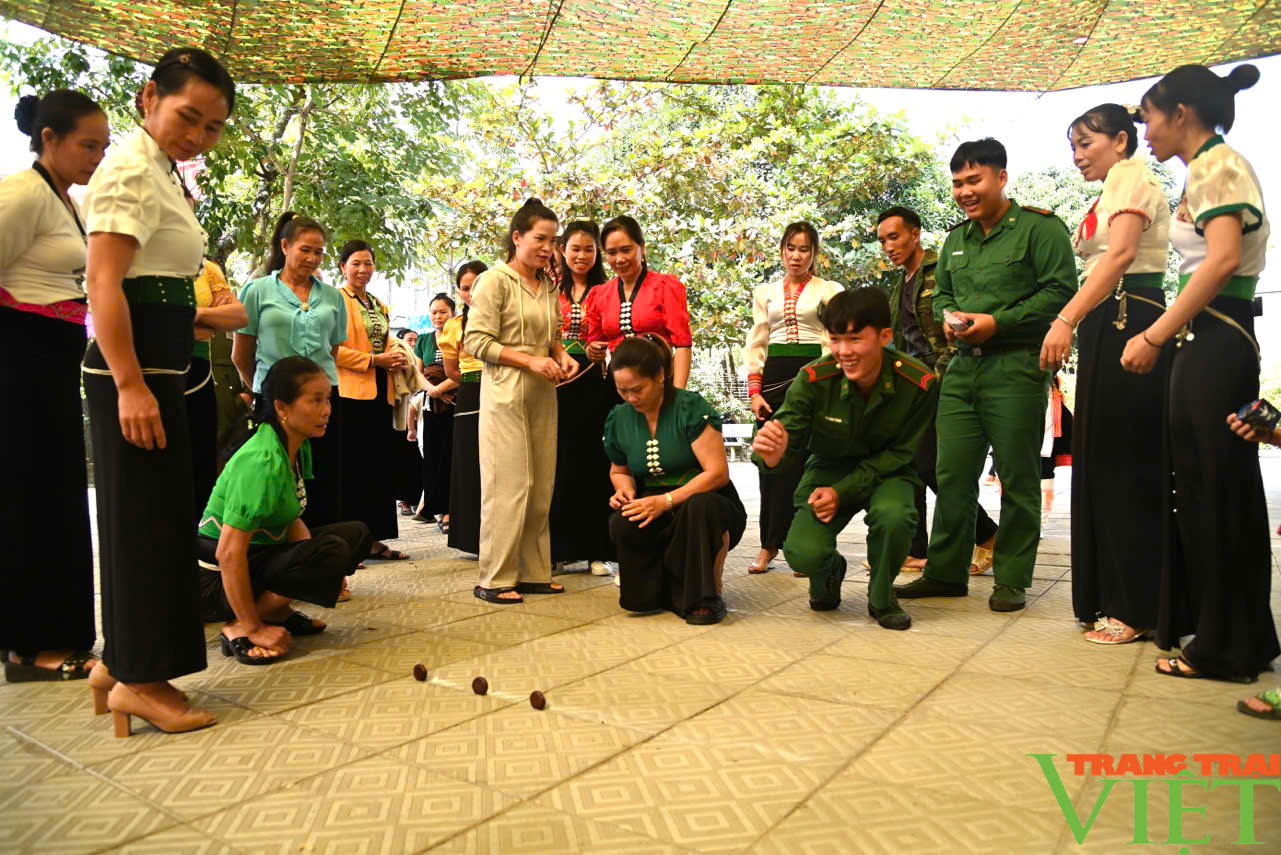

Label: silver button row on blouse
[645,437,664,475]
[620,301,634,336]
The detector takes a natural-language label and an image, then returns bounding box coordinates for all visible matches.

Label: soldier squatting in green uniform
[752,288,937,630]
[896,138,1076,612]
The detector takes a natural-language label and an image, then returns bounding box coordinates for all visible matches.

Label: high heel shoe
[107,682,215,738]
[89,663,187,715]
[88,661,114,715]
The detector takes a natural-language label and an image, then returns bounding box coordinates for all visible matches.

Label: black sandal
[267,612,326,636]
[514,582,565,595]
[474,586,524,604]
[219,634,284,665]
[1155,655,1257,684]
[369,545,411,561]
[411,513,434,524]
[685,596,728,626]
[4,651,96,683]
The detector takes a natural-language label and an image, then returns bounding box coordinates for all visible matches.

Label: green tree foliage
[0,35,478,280]
[423,82,944,349]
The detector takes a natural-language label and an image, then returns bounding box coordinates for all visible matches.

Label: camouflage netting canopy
[3,0,1279,90]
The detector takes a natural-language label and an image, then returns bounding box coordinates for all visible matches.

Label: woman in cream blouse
[1,89,107,683]
[1042,104,1171,647]
[742,222,844,574]
[81,48,236,736]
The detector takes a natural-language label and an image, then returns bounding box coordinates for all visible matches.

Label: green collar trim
[1194,135,1225,159]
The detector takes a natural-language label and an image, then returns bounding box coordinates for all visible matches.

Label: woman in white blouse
[1121,64,1278,684]
[81,48,237,736]
[1041,104,1171,647]
[0,90,108,683]
[742,223,844,574]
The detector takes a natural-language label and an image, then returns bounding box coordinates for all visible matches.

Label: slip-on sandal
[1237,688,1281,721]
[1155,655,1256,684]
[4,650,95,682]
[474,586,524,604]
[219,634,283,665]
[685,596,728,625]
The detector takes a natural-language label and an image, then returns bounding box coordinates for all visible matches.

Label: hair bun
[1226,64,1260,93]
[14,94,39,136]
[1123,103,1142,121]
[523,196,543,207]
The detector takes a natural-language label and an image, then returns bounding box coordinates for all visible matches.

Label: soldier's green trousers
[926,349,1049,589]
[783,473,918,610]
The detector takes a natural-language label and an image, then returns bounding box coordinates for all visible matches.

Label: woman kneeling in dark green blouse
[604,335,746,624]
[197,356,371,664]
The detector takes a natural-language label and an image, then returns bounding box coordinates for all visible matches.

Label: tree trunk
[280,85,317,214]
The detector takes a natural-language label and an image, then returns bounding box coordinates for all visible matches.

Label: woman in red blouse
[587,216,692,387]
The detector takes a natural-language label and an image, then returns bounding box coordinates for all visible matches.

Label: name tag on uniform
[952,250,964,255]
[824,416,844,424]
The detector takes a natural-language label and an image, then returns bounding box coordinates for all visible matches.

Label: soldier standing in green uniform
[752,288,936,630]
[878,206,1000,574]
[895,138,1076,612]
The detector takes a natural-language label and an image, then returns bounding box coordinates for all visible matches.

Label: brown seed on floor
[530,690,546,710]
[412,663,428,682]
[472,676,488,695]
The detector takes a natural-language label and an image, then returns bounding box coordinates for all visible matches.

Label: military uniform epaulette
[947,218,968,231]
[1022,206,1055,216]
[891,354,936,391]
[802,359,842,383]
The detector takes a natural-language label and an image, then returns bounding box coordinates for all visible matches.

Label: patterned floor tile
[0,678,96,728]
[512,624,659,671]
[1126,656,1281,709]
[958,636,1142,691]
[101,824,246,854]
[824,626,986,668]
[1103,695,1281,756]
[545,666,736,735]
[432,611,586,646]
[627,636,801,690]
[760,652,951,709]
[0,770,176,854]
[514,586,628,622]
[10,689,261,767]
[394,704,647,797]
[539,736,831,853]
[334,631,504,676]
[90,716,376,821]
[195,657,396,715]
[0,726,82,787]
[337,596,499,630]
[193,754,514,855]
[424,802,692,854]
[278,679,505,750]
[661,689,902,764]
[911,672,1120,743]
[751,772,1068,854]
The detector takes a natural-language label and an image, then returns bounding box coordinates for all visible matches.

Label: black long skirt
[421,405,454,517]
[549,353,618,562]
[337,367,398,542]
[84,302,206,683]
[0,308,96,656]
[447,380,482,554]
[395,428,423,509]
[185,356,218,522]
[1071,285,1168,628]
[301,386,343,530]
[756,355,811,549]
[611,482,747,617]
[1157,296,1279,679]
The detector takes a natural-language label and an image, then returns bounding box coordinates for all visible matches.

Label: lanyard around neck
[32,161,85,239]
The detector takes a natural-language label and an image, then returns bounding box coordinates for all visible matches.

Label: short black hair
[151,48,236,116]
[822,287,891,336]
[1068,104,1139,157]
[950,137,1007,173]
[338,239,375,268]
[876,206,922,230]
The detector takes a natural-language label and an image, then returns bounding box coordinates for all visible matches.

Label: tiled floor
[3,463,1279,854]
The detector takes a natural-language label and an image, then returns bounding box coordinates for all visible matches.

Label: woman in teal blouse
[604,335,746,624]
[233,212,347,529]
[197,356,371,664]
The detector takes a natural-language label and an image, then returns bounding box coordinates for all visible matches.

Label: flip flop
[474,586,523,604]
[369,546,410,561]
[1237,688,1281,721]
[1155,655,1257,684]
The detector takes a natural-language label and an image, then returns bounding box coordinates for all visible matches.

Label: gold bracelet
[1055,313,1075,329]
[665,493,674,511]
